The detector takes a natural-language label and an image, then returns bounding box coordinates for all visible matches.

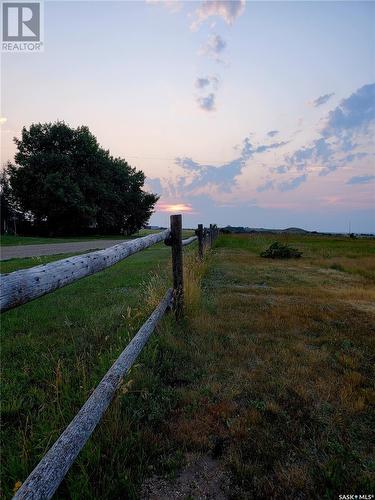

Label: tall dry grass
[141,245,210,314]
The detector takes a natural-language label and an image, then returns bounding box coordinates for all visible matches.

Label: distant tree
[7,122,158,235]
[1,170,12,233]
[0,169,22,234]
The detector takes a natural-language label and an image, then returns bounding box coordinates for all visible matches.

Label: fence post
[170,214,184,320]
[209,224,213,248]
[197,223,204,260]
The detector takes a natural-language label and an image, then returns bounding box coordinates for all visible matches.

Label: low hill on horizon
[221,225,309,234]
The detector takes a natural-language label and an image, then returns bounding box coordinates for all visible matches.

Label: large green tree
[7,122,159,235]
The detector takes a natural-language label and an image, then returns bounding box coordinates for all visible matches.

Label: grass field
[0,253,88,274]
[1,233,374,498]
[0,229,161,247]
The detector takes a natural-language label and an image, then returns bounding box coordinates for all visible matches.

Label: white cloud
[195,75,219,90]
[312,93,334,107]
[196,93,216,112]
[191,0,245,30]
[200,33,227,62]
[268,84,375,179]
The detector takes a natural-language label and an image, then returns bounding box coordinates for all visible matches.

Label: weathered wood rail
[1,226,215,314]
[182,235,197,246]
[0,230,170,313]
[3,215,219,499]
[13,289,173,500]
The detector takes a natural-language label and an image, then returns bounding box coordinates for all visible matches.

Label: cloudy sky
[1,0,374,232]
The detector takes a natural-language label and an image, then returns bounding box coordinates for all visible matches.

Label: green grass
[218,232,375,257]
[218,233,375,282]
[0,229,161,247]
[0,253,86,274]
[0,231,194,275]
[1,241,177,498]
[2,233,375,498]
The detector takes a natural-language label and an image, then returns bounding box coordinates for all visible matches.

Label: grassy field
[0,253,89,274]
[0,229,161,247]
[1,233,374,498]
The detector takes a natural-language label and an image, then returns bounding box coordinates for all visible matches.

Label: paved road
[0,240,126,261]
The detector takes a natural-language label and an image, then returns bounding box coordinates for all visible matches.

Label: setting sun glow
[157,203,193,213]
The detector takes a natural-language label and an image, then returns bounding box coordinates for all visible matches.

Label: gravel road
[0,240,126,261]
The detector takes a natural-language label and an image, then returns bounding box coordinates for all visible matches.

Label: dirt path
[0,240,126,260]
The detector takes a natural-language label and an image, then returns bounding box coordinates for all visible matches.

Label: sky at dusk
[1,0,374,232]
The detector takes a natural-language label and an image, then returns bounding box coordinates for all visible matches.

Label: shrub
[260,241,302,259]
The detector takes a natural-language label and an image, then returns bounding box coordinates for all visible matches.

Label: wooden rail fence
[1,215,219,500]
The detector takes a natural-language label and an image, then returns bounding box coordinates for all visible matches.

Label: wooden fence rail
[1,230,203,313]
[181,235,198,246]
[13,289,173,500]
[3,215,219,499]
[0,230,170,313]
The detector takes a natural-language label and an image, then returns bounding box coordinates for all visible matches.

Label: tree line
[1,122,159,236]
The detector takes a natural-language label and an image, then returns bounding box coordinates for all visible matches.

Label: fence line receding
[0,229,170,312]
[2,216,219,500]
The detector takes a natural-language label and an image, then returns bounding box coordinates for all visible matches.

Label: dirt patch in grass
[141,453,229,499]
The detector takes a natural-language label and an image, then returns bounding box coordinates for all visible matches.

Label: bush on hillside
[260,241,302,259]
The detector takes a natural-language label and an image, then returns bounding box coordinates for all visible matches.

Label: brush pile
[261,241,302,259]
